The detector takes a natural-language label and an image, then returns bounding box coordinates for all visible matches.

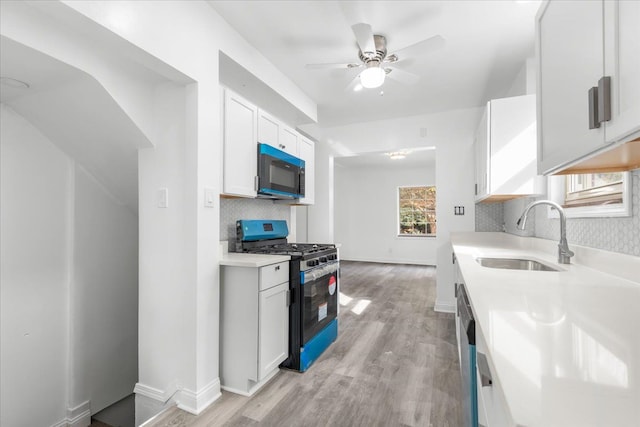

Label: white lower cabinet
[475,327,510,427]
[220,261,289,396]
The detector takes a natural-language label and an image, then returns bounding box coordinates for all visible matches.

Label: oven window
[302,271,338,345]
[270,164,295,187]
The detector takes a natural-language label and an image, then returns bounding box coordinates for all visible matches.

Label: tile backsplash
[220,197,291,245]
[476,169,640,257]
[475,202,503,232]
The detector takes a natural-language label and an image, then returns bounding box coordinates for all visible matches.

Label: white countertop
[220,252,291,268]
[451,232,640,427]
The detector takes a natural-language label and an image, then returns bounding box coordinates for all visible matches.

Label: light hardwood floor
[146,261,463,427]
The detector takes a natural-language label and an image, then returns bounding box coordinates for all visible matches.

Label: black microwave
[257,143,305,199]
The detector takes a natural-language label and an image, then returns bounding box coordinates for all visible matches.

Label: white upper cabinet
[603,0,640,145]
[475,94,543,202]
[222,89,258,197]
[536,0,640,175]
[475,108,489,199]
[222,87,315,204]
[298,136,315,205]
[258,109,298,157]
[257,109,280,149]
[278,126,299,157]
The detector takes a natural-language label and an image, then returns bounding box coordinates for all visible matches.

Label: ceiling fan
[305,23,445,90]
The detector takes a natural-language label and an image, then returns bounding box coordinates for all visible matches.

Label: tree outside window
[398,186,436,236]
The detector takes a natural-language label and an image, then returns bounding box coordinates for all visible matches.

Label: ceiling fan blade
[351,23,376,55]
[344,73,362,92]
[389,35,445,60]
[305,62,361,70]
[386,68,420,85]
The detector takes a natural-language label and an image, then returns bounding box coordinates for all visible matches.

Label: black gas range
[236,220,339,372]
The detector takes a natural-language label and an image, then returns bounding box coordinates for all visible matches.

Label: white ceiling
[209,0,541,127]
[334,147,436,169]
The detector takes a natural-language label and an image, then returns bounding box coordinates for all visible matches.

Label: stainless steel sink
[475,257,560,272]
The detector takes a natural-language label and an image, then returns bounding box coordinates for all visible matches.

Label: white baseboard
[134,381,178,403]
[134,381,179,426]
[434,299,456,313]
[177,378,221,415]
[51,400,91,427]
[220,368,279,397]
[134,378,221,419]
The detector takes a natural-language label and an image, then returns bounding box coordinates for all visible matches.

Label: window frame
[547,172,631,219]
[396,185,436,238]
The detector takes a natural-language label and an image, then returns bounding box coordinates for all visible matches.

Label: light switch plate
[204,188,215,208]
[158,188,169,208]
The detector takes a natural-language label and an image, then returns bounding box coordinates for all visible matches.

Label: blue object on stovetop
[237,219,289,242]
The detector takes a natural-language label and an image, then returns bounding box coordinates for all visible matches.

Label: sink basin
[476,257,560,272]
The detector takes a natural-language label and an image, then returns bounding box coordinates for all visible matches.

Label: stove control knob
[320,256,328,263]
[307,260,318,267]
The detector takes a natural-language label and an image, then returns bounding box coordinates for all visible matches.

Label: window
[565,172,624,207]
[398,186,436,236]
[547,172,631,218]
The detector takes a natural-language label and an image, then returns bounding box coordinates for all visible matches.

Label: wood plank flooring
[146,261,462,427]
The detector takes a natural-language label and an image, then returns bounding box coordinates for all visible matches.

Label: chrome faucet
[516,200,574,264]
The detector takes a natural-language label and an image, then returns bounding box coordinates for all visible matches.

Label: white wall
[1,104,139,427]
[71,165,138,413]
[1,104,70,427]
[306,140,334,243]
[302,107,479,312]
[335,164,437,265]
[60,0,315,419]
[2,1,318,422]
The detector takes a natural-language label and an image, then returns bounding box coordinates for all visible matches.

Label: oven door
[257,143,305,198]
[301,261,338,345]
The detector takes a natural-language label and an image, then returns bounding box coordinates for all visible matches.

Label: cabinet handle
[477,352,493,387]
[588,86,600,129]
[286,289,291,307]
[254,175,259,191]
[598,76,611,124]
[275,265,280,271]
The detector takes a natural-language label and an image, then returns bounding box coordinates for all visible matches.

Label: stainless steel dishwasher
[457,283,478,427]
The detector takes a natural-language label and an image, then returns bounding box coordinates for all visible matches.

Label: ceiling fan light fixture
[387,151,407,160]
[360,66,385,89]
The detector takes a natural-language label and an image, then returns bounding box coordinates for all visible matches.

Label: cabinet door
[604,0,640,144]
[279,126,299,157]
[476,329,510,427]
[258,109,280,147]
[474,108,489,201]
[489,95,538,195]
[258,282,289,380]
[223,90,257,197]
[537,0,606,175]
[298,137,315,205]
